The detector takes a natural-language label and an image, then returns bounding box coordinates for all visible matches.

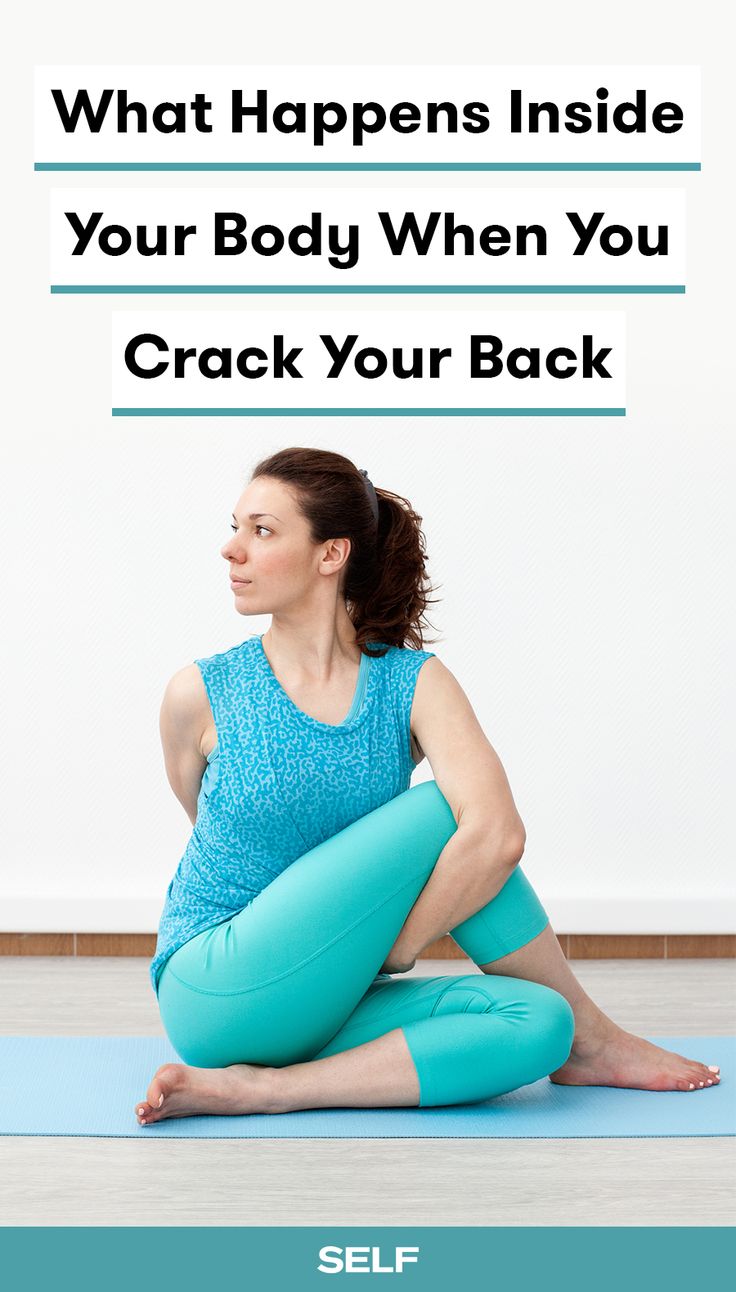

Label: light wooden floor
[1,956,734,1226]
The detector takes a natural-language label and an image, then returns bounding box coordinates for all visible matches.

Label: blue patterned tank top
[149,632,435,994]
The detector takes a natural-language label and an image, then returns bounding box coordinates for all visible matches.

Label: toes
[682,1060,719,1087]
[136,1093,164,1125]
[146,1063,180,1110]
[136,1068,190,1123]
[677,1075,719,1091]
[136,1063,181,1124]
[694,1063,720,1085]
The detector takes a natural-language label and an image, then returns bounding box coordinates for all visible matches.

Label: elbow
[461,812,527,869]
[491,818,527,869]
[503,825,527,868]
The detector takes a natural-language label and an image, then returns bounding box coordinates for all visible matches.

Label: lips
[230,577,251,584]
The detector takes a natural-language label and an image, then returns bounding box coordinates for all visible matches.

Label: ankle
[261,1065,296,1114]
[571,1004,619,1052]
[228,1061,283,1114]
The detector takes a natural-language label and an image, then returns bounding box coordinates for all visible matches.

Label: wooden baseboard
[0,932,733,958]
[423,933,736,959]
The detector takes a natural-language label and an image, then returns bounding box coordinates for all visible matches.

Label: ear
[319,535,352,576]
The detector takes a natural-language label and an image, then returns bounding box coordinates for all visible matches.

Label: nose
[221,534,246,564]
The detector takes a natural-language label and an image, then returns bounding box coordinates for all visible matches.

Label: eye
[229,523,271,536]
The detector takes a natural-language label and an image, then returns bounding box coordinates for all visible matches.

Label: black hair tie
[358,468,380,525]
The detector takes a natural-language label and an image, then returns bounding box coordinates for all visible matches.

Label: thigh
[157,781,457,1067]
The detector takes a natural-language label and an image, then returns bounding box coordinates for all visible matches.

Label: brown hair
[249,446,441,656]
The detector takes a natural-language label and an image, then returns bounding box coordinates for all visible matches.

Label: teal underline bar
[52,284,684,295]
[112,407,626,417]
[36,161,701,172]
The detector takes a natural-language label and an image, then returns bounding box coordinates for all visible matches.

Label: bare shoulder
[416,655,452,683]
[413,654,464,708]
[162,663,208,714]
[409,653,526,843]
[409,655,458,762]
[160,664,211,756]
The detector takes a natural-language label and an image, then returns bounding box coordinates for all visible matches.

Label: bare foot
[134,1061,275,1125]
[550,1016,722,1092]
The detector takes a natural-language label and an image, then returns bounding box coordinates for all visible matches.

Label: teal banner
[1,1226,733,1291]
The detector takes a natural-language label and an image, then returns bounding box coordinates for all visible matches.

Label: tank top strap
[194,636,258,757]
[378,643,436,771]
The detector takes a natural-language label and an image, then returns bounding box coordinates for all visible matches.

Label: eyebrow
[232,512,282,523]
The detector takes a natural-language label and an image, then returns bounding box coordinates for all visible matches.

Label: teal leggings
[157,780,575,1107]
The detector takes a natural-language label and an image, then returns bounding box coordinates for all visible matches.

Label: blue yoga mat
[0,1035,732,1138]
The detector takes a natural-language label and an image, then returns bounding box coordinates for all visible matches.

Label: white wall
[2,0,734,934]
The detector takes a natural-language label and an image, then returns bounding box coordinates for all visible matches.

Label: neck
[262,612,362,678]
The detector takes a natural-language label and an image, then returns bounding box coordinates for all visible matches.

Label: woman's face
[220,475,347,615]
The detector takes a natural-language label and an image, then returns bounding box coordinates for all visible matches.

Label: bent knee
[534,984,575,1066]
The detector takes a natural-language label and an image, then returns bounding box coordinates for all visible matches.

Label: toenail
[707,1080,712,1085]
[708,1066,720,1073]
[158,1094,164,1107]
[689,1083,695,1089]
[138,1108,145,1116]
[699,1082,704,1087]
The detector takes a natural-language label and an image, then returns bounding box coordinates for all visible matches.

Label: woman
[136,447,720,1124]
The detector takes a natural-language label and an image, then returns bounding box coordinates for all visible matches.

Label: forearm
[391,820,520,960]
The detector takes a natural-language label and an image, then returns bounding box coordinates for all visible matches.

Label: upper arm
[410,657,526,860]
[159,664,210,826]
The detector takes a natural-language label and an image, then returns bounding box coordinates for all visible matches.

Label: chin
[235,596,268,615]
